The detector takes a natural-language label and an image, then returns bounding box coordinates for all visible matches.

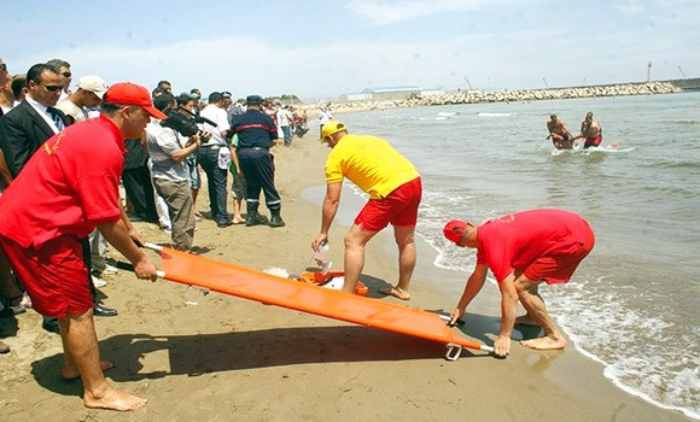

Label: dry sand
[0,137,692,421]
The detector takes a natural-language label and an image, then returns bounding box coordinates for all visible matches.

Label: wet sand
[0,137,692,421]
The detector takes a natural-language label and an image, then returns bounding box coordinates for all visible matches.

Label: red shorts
[0,236,93,318]
[523,229,595,285]
[584,135,603,148]
[354,177,422,232]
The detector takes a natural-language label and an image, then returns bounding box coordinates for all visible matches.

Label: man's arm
[449,263,488,324]
[167,133,200,162]
[97,213,156,281]
[0,148,13,187]
[312,182,342,250]
[0,115,30,177]
[494,272,519,357]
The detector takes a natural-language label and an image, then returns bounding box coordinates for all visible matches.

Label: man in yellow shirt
[312,121,422,300]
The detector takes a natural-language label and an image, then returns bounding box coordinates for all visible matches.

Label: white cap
[78,75,108,99]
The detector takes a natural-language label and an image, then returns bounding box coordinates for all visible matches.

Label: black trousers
[238,148,281,212]
[122,166,158,223]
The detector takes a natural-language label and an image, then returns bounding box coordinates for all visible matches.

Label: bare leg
[342,225,378,294]
[513,276,567,350]
[515,284,542,326]
[380,225,415,300]
[58,309,146,411]
[232,198,244,224]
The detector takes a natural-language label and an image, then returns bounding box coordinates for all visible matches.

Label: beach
[0,133,694,421]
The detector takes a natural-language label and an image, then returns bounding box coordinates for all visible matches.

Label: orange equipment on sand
[297,271,369,296]
[147,243,493,360]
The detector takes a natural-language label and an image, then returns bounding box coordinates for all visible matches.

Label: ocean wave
[550,145,636,156]
[643,160,700,171]
[414,188,700,420]
[477,112,513,118]
[550,277,700,420]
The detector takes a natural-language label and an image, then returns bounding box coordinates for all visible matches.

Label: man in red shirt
[443,209,595,357]
[0,82,165,411]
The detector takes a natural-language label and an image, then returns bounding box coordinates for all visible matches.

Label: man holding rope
[0,83,162,411]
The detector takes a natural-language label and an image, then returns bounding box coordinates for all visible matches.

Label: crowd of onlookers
[0,56,312,354]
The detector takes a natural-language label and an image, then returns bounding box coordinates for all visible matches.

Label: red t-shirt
[476,209,592,283]
[0,116,125,248]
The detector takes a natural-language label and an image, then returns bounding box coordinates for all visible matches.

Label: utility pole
[647,61,652,82]
[678,65,687,78]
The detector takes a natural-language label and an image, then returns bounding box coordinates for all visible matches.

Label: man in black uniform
[231,95,285,227]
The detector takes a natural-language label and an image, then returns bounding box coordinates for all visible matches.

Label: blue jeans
[282,126,293,145]
[197,147,229,224]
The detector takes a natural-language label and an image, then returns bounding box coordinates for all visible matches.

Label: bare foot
[380,286,411,301]
[521,336,567,351]
[84,386,147,412]
[62,360,114,380]
[515,315,540,326]
[232,217,245,224]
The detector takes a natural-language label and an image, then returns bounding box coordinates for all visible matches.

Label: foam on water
[549,276,700,420]
[417,214,700,420]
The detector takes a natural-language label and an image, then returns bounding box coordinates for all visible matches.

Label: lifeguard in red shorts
[0,83,164,411]
[443,209,595,357]
[312,121,421,300]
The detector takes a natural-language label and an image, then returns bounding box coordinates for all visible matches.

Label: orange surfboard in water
[150,245,492,359]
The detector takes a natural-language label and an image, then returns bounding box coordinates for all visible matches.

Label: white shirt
[319,110,333,126]
[146,122,189,182]
[56,98,88,123]
[26,94,62,133]
[277,109,291,127]
[199,104,230,146]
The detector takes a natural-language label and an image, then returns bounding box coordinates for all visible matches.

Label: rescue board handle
[144,242,163,252]
[445,343,463,361]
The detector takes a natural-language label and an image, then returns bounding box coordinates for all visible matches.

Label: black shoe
[269,212,285,228]
[94,304,119,317]
[216,220,234,228]
[42,318,60,334]
[245,213,269,227]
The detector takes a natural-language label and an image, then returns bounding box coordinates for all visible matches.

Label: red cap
[103,82,167,120]
[443,220,468,245]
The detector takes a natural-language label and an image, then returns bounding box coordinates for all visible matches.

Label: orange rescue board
[156,247,492,356]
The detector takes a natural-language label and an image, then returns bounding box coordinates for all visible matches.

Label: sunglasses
[43,84,64,92]
[62,72,72,78]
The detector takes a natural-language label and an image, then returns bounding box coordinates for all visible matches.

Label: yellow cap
[321,120,347,142]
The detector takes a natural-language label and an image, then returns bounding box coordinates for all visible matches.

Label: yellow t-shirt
[324,134,419,199]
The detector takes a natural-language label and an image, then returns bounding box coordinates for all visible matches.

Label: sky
[2,0,699,100]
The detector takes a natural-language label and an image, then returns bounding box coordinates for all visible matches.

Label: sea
[337,92,700,419]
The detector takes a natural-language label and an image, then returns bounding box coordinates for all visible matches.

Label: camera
[161,107,217,138]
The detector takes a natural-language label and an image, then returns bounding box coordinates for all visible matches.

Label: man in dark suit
[0,63,66,177]
[0,64,117,331]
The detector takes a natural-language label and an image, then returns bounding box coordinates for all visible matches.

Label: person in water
[571,112,603,148]
[546,114,573,150]
[443,209,595,357]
